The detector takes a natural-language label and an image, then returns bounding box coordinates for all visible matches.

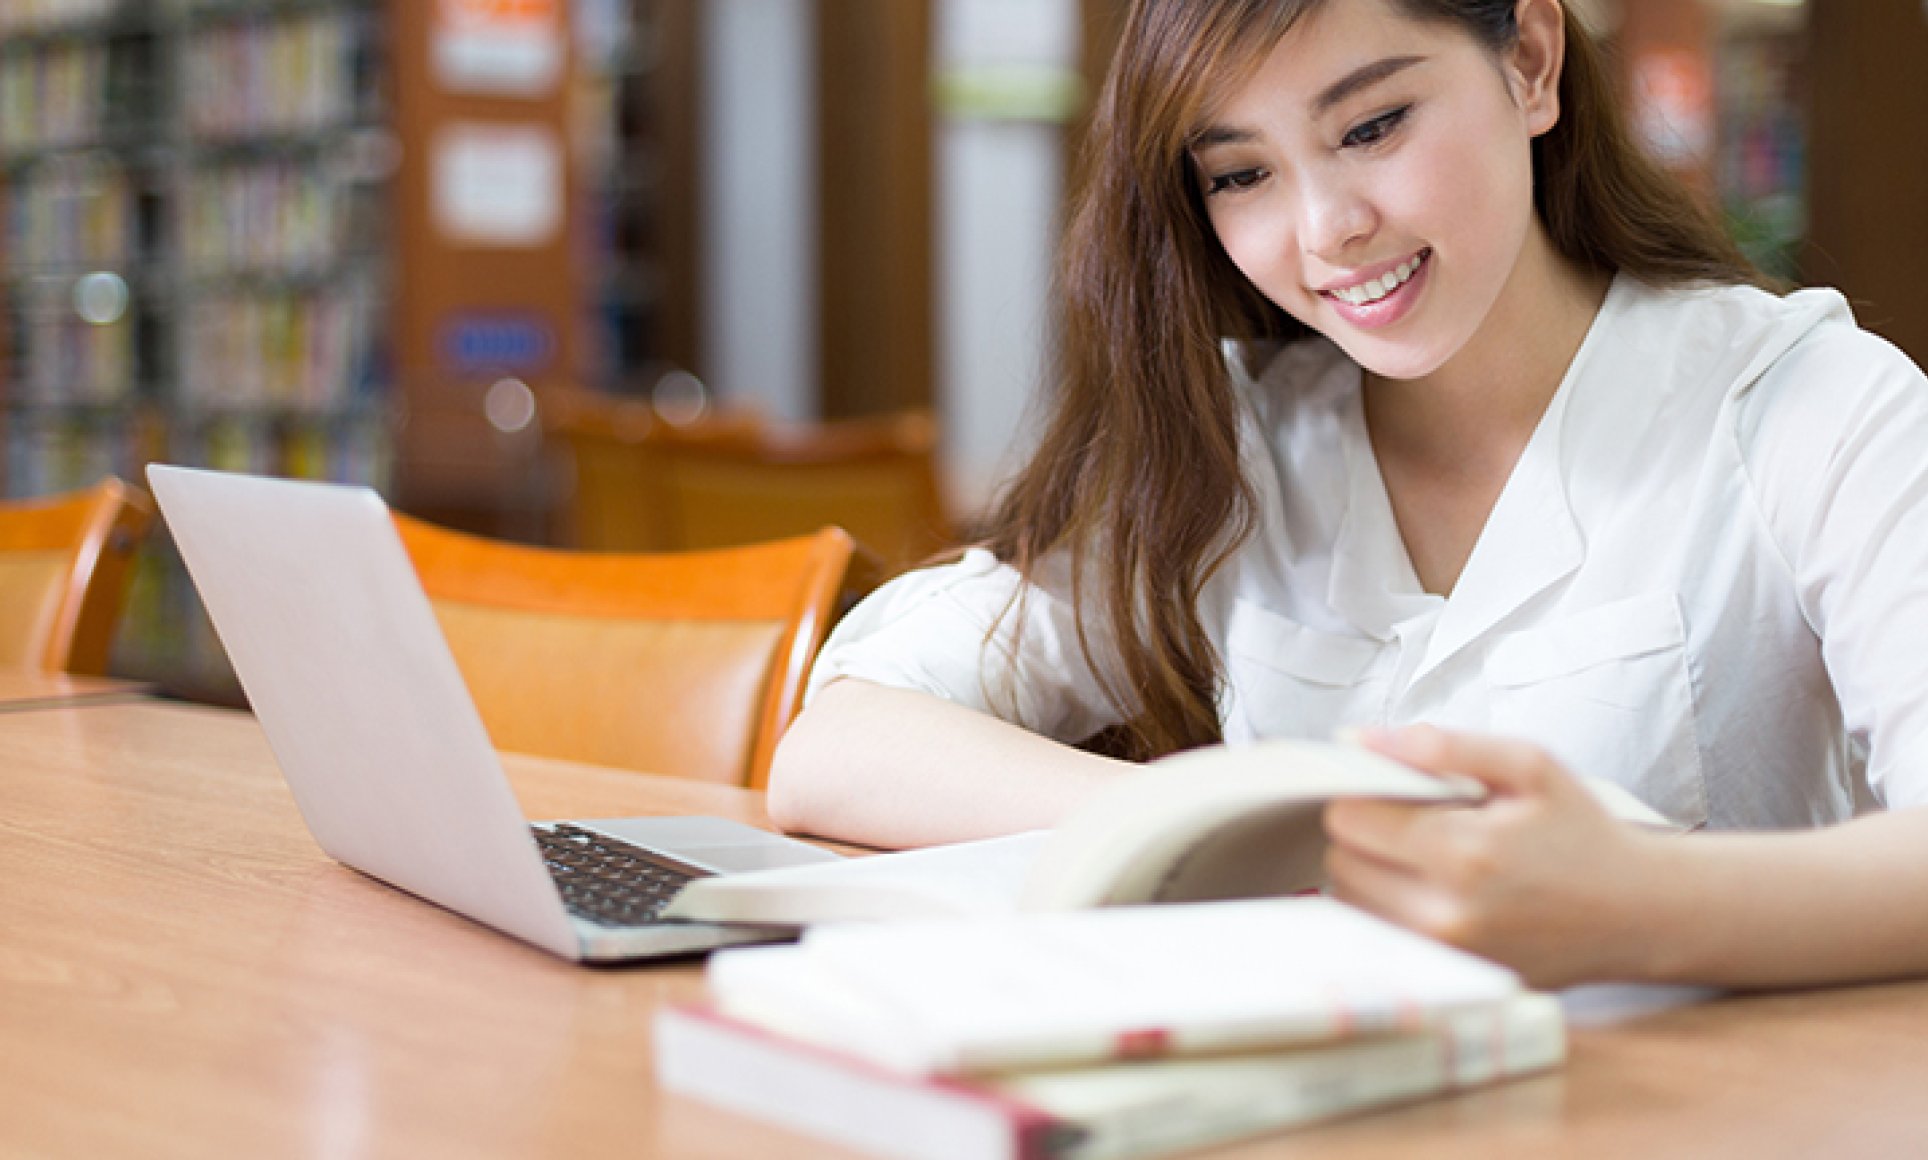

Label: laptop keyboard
[533,822,711,929]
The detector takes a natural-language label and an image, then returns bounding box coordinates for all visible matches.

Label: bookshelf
[1,4,160,498]
[383,0,582,543]
[2,0,392,470]
[574,0,700,399]
[0,1,387,700]
[1,0,582,701]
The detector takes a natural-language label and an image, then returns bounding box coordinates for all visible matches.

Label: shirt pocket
[1224,599,1386,741]
[1484,592,1707,828]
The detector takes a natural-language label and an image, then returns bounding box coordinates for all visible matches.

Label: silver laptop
[148,463,841,963]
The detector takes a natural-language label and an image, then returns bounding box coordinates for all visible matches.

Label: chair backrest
[0,477,155,673]
[551,395,952,573]
[547,392,764,553]
[392,516,855,788]
[659,411,953,575]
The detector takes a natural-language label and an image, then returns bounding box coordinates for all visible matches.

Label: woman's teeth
[1331,252,1426,306]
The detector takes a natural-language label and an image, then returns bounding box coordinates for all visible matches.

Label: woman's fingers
[1324,841,1469,946]
[1324,798,1458,870]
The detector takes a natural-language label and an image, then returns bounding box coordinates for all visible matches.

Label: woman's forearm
[765,679,1131,848]
[1630,807,1928,988]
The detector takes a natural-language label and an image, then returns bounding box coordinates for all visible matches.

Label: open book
[663,737,1675,926]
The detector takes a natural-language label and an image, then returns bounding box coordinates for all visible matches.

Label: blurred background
[2,0,1922,701]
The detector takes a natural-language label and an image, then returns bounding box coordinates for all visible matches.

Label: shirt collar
[1326,274,1632,672]
[1329,386,1435,638]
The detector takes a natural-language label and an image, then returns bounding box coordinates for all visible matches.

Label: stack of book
[656,898,1565,1160]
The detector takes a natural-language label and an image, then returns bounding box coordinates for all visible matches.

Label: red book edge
[658,1002,1083,1160]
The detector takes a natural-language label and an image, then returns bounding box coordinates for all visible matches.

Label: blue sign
[438,313,558,375]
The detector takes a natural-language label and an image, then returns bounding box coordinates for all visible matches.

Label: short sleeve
[803,548,1126,744]
[1737,320,1928,808]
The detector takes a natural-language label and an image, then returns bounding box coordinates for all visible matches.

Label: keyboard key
[531,823,711,929]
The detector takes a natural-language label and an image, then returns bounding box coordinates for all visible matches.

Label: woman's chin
[1332,338,1454,385]
[1282,303,1459,384]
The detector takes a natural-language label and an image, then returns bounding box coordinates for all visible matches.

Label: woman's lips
[1322,248,1431,330]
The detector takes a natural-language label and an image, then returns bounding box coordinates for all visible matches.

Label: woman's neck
[1358,224,1611,597]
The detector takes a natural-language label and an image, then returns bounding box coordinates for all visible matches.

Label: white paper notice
[433,0,564,97]
[431,123,562,247]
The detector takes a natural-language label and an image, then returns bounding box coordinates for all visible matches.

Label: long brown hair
[981,0,1763,761]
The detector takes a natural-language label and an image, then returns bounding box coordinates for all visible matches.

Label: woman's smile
[1319,247,1432,329]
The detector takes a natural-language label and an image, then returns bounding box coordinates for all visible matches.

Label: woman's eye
[1342,105,1410,149]
[1206,168,1267,196]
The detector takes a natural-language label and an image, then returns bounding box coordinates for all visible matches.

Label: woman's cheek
[1412,127,1535,261]
[1215,206,1301,308]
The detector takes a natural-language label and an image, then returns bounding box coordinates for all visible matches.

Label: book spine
[1047,995,1566,1160]
[657,1003,1053,1160]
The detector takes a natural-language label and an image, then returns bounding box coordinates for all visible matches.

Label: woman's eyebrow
[1191,125,1257,149]
[1190,54,1430,149]
[1313,54,1427,115]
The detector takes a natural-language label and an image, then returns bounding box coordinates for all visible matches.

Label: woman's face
[1191,0,1561,382]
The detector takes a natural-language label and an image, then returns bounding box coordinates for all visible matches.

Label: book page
[1022,740,1476,910]
[663,830,1048,925]
[1021,739,1676,911]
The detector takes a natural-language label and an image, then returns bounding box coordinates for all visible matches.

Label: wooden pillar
[388,1,581,538]
[1804,3,1928,365]
[646,0,703,378]
[815,0,934,419]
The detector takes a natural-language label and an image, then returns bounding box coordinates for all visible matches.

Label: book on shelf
[6,155,133,270]
[0,42,109,152]
[657,901,1566,1160]
[701,898,1525,1076]
[663,737,1676,927]
[181,13,367,140]
[0,0,118,37]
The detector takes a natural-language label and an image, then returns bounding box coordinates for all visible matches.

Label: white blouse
[806,276,1928,830]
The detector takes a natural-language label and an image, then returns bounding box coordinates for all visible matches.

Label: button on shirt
[806,276,1928,830]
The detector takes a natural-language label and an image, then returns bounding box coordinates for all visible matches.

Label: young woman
[768,0,1928,990]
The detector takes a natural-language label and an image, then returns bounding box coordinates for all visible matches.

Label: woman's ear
[1510,0,1566,137]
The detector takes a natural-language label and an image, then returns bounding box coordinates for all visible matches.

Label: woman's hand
[1322,725,1666,988]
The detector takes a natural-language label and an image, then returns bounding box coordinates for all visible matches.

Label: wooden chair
[546,389,764,553]
[0,478,155,674]
[393,516,855,788]
[550,393,953,574]
[657,410,953,575]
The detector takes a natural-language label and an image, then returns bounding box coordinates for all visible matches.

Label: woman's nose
[1299,172,1376,260]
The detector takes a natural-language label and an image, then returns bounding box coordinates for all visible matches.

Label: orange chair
[0,478,155,674]
[657,410,953,575]
[393,516,855,788]
[546,390,764,552]
[550,393,953,574]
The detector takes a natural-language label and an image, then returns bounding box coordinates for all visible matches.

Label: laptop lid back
[148,465,577,958]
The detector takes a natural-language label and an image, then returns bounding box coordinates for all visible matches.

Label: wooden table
[5,700,1927,1158]
[0,669,150,712]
